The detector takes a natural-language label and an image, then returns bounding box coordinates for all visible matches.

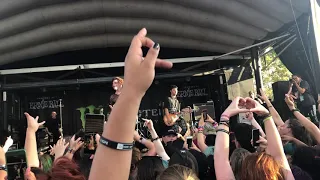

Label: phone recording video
[202,109,208,120]
[186,136,193,148]
[252,129,260,147]
[83,134,97,154]
[6,149,27,180]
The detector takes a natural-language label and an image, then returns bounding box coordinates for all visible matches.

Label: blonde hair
[157,165,199,180]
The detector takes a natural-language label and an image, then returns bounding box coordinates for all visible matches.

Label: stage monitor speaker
[272,81,291,120]
[85,114,105,134]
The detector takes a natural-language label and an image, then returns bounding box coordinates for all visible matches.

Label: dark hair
[288,118,313,146]
[205,134,216,146]
[290,165,313,180]
[170,85,178,90]
[188,149,209,180]
[206,155,216,180]
[292,146,320,180]
[136,156,165,180]
[230,148,251,180]
[292,74,302,78]
[169,150,199,176]
[234,123,255,153]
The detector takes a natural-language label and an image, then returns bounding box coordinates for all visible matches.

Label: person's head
[230,148,251,180]
[278,118,313,145]
[240,153,285,180]
[169,150,199,176]
[292,74,302,83]
[292,146,320,180]
[162,128,178,144]
[170,85,178,97]
[157,164,199,180]
[50,157,86,180]
[136,156,165,180]
[205,134,216,147]
[188,149,209,180]
[39,154,53,173]
[130,147,141,179]
[112,77,124,91]
[51,111,57,119]
[234,123,255,152]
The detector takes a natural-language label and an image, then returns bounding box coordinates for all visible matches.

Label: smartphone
[252,129,260,147]
[6,149,27,180]
[186,136,193,148]
[202,109,208,120]
[84,133,97,154]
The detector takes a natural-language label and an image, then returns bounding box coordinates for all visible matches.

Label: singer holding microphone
[289,74,318,124]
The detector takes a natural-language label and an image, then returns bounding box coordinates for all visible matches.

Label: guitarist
[163,85,188,136]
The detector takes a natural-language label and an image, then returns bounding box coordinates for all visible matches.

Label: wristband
[0,165,6,171]
[291,109,300,113]
[198,126,204,129]
[219,121,229,127]
[216,129,229,135]
[99,136,133,151]
[151,137,159,142]
[221,114,230,119]
[263,117,272,123]
[68,148,75,154]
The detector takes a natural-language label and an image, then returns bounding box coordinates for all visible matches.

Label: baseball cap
[162,128,178,137]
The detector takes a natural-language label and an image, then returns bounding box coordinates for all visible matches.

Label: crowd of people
[0,28,320,180]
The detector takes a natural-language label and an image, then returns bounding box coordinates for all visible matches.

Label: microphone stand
[59,99,63,138]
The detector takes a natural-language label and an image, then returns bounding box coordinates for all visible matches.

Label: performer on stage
[291,74,319,124]
[109,77,124,108]
[163,85,189,136]
[46,111,61,146]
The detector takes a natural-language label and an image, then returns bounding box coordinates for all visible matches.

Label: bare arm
[149,128,170,161]
[285,95,320,144]
[258,88,285,126]
[197,115,208,153]
[0,148,7,179]
[89,28,172,180]
[164,108,169,116]
[214,97,249,180]
[134,131,156,156]
[24,113,45,168]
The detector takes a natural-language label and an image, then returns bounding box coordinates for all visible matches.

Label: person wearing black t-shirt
[46,111,60,146]
[109,77,124,108]
[291,74,318,124]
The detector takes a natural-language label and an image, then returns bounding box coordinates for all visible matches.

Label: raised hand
[257,88,268,102]
[284,94,295,109]
[143,118,154,131]
[222,97,250,117]
[123,28,172,96]
[52,138,69,159]
[24,112,45,132]
[69,135,84,152]
[3,136,13,153]
[245,98,269,116]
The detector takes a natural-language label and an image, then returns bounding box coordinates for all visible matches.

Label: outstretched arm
[89,28,172,180]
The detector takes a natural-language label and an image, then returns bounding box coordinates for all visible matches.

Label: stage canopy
[0,0,318,92]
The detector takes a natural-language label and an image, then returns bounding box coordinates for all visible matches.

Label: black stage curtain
[276,15,320,95]
[20,75,225,136]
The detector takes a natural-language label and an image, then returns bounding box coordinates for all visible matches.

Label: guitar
[163,108,193,126]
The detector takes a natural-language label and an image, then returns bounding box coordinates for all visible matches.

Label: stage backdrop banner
[224,66,254,100]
